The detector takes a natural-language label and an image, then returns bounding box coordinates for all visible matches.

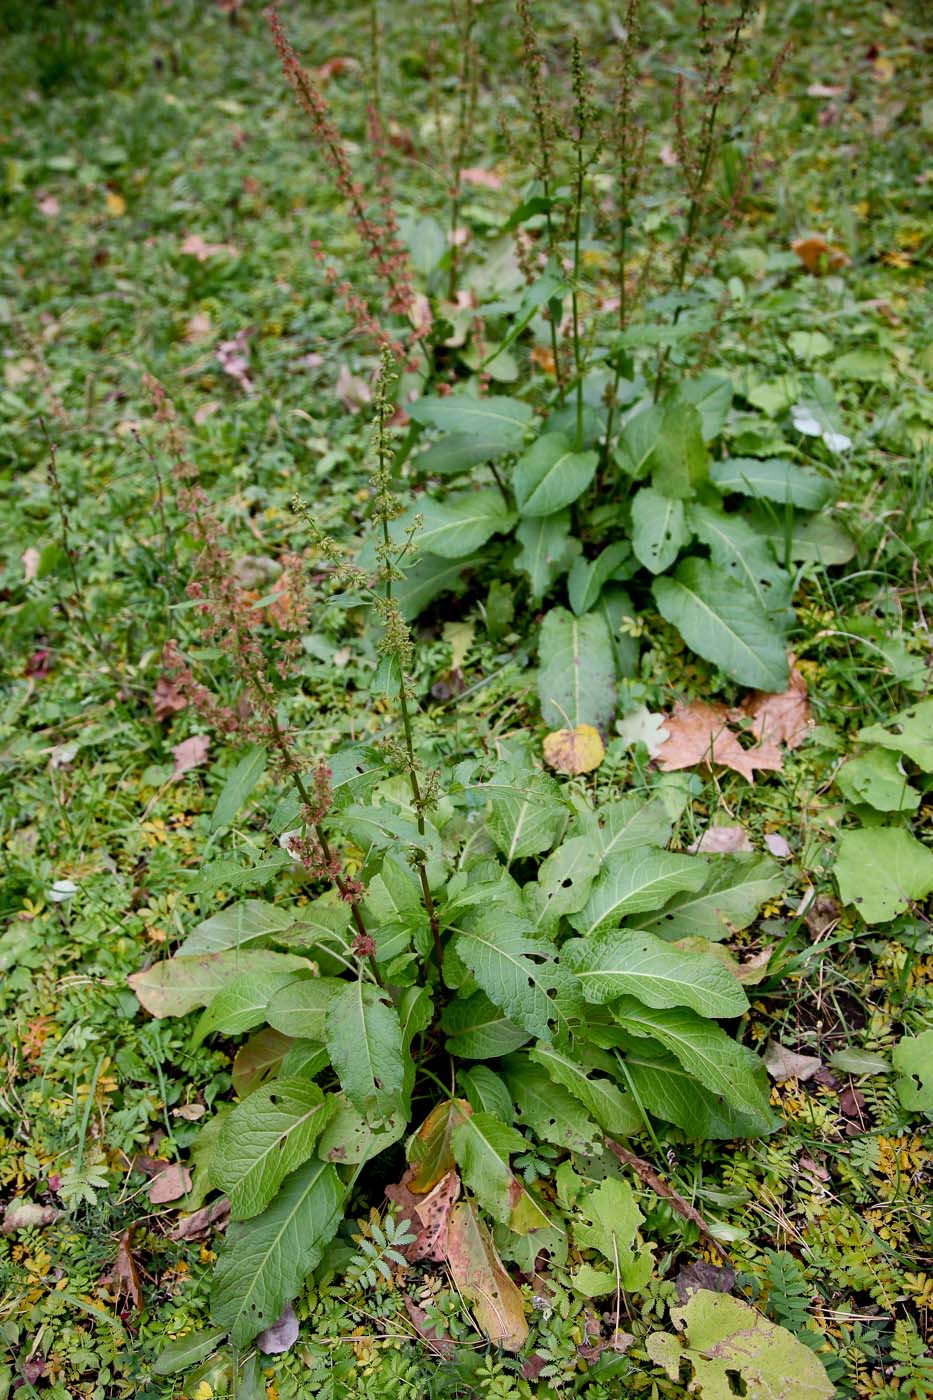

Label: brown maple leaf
[655,701,783,783]
[740,663,812,749]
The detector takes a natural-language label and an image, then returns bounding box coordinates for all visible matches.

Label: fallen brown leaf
[112,1228,143,1311]
[148,1161,192,1204]
[655,701,783,784]
[169,1197,231,1241]
[676,1260,735,1302]
[791,235,851,274]
[257,1301,299,1354]
[740,663,812,749]
[181,233,238,261]
[688,825,752,855]
[763,1042,822,1083]
[152,676,187,721]
[446,1199,528,1352]
[2,1201,60,1234]
[171,735,210,779]
[403,1294,457,1358]
[543,723,605,776]
[386,1167,461,1263]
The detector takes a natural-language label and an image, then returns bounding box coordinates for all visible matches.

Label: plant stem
[570,40,587,450]
[447,0,476,301]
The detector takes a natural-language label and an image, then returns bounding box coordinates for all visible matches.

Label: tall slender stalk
[570,38,588,450]
[603,0,642,457]
[447,0,478,301]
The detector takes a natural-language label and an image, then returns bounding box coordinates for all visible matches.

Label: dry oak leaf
[740,663,812,749]
[791,235,851,274]
[172,734,210,779]
[152,675,187,721]
[655,701,782,784]
[543,724,605,775]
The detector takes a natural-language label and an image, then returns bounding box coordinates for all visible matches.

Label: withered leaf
[792,235,851,274]
[113,1229,143,1311]
[740,664,812,750]
[446,1199,528,1352]
[171,735,210,779]
[403,1294,457,1358]
[169,1198,231,1241]
[543,724,605,776]
[152,676,187,721]
[656,701,783,784]
[148,1162,192,1204]
[386,1168,461,1263]
[2,1201,60,1234]
[688,825,753,855]
[763,1042,822,1083]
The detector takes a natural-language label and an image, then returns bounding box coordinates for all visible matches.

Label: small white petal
[822,430,852,452]
[791,406,822,436]
[49,879,78,902]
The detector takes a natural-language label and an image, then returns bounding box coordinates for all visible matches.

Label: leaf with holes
[538,607,616,731]
[451,911,576,1041]
[214,1079,335,1220]
[892,1031,933,1114]
[569,795,675,858]
[834,827,933,924]
[324,982,405,1123]
[650,401,710,499]
[571,1177,653,1291]
[446,1201,528,1351]
[211,1157,344,1345]
[858,700,933,772]
[407,1099,472,1194]
[503,1058,600,1152]
[564,929,749,1018]
[687,503,792,621]
[317,1094,406,1166]
[631,487,691,574]
[570,850,706,938]
[513,433,598,516]
[528,1042,642,1136]
[524,836,602,931]
[653,558,789,690]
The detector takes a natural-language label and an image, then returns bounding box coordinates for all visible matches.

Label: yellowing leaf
[791,235,850,274]
[105,191,127,217]
[445,1200,528,1351]
[543,724,605,775]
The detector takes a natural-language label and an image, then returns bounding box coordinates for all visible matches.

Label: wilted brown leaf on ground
[791,235,851,274]
[112,1229,143,1311]
[543,723,605,775]
[170,1198,231,1241]
[148,1161,192,1203]
[407,1099,471,1194]
[655,702,783,783]
[152,676,187,721]
[764,833,792,858]
[2,1201,60,1234]
[171,735,210,778]
[763,1042,823,1083]
[740,664,812,749]
[336,363,371,412]
[181,233,238,261]
[688,825,753,855]
[386,1167,461,1263]
[446,1200,528,1352]
[256,1301,299,1354]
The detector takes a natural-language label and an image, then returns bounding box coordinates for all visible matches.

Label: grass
[0,1,930,1396]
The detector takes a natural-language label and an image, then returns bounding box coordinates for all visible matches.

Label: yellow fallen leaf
[105,191,126,217]
[543,724,605,775]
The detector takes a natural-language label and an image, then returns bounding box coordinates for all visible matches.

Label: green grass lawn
[0,2,930,1397]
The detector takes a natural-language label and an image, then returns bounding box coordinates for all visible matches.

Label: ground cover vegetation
[0,0,931,1395]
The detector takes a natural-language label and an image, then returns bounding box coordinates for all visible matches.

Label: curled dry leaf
[791,235,851,274]
[112,1229,143,1311]
[170,1197,231,1241]
[763,1042,823,1083]
[543,724,605,776]
[446,1199,528,1352]
[386,1167,461,1263]
[152,676,187,721]
[171,734,210,779]
[656,702,782,784]
[148,1161,193,1204]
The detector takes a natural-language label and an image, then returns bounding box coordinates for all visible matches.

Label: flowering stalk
[569,38,589,451]
[446,0,478,301]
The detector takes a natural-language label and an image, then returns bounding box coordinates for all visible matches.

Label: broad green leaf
[484,763,566,862]
[442,990,531,1059]
[515,510,581,600]
[641,854,783,942]
[178,900,292,957]
[528,1042,642,1136]
[450,1112,526,1222]
[407,1099,471,1193]
[394,488,514,560]
[687,503,792,619]
[210,1158,344,1346]
[184,854,291,896]
[324,981,405,1122]
[280,1041,330,1079]
[503,1058,599,1152]
[524,836,601,930]
[265,976,343,1041]
[653,558,789,690]
[612,999,772,1120]
[211,745,267,831]
[892,1030,933,1113]
[513,433,598,516]
[858,700,933,771]
[232,1028,295,1098]
[631,486,691,573]
[834,827,933,924]
[317,1093,406,1165]
[709,457,833,509]
[191,969,302,1048]
[828,1048,890,1077]
[394,551,480,619]
[572,1177,653,1290]
[746,507,856,566]
[648,1290,834,1399]
[154,1328,226,1375]
[415,432,507,477]
[408,215,446,275]
[452,910,574,1040]
[681,373,733,441]
[564,929,749,1017]
[538,606,616,730]
[128,951,311,1020]
[650,400,710,499]
[407,393,533,447]
[570,794,675,858]
[567,541,633,616]
[617,1037,775,1138]
[446,1201,528,1351]
[835,748,920,812]
[570,850,706,937]
[457,1066,514,1123]
[214,1079,335,1220]
[618,403,663,479]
